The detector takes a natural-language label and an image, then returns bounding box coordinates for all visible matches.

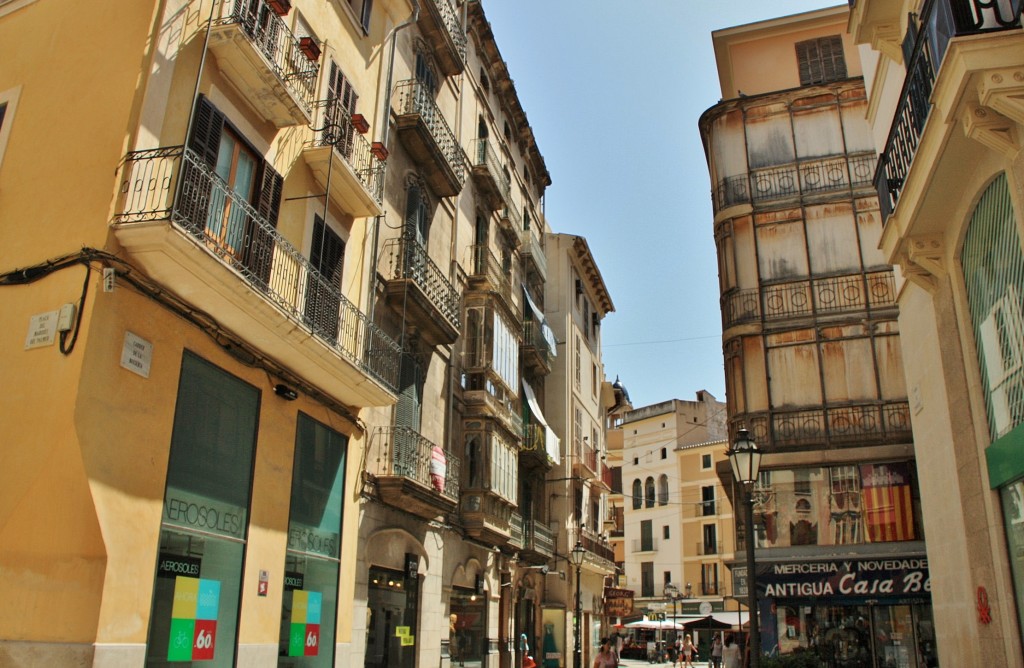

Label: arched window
[961,172,1024,440]
[645,477,655,508]
[658,474,669,506]
[632,479,642,510]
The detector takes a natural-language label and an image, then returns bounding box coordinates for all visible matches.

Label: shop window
[366,565,418,668]
[147,352,260,666]
[279,413,347,665]
[450,587,486,663]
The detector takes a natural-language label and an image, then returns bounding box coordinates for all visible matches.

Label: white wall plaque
[120,331,153,378]
[24,310,58,349]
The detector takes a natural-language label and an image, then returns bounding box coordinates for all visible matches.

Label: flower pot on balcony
[298,36,320,61]
[267,0,291,15]
[351,113,370,134]
[371,142,389,161]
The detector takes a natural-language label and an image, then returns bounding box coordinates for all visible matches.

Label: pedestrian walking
[722,634,741,668]
[681,634,697,668]
[593,636,619,668]
[710,633,723,668]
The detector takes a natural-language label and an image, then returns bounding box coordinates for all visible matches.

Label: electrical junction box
[56,303,76,332]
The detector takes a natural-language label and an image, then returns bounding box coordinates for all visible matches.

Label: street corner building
[0,0,620,667]
[699,6,941,668]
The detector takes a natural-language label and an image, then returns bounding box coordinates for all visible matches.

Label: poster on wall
[168,576,220,662]
[288,590,323,657]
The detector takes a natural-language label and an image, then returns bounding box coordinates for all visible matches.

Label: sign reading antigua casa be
[755,557,930,603]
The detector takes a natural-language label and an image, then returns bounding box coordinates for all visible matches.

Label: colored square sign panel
[168,576,220,662]
[288,589,322,657]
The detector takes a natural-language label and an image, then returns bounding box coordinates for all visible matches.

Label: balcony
[369,426,460,520]
[696,542,723,556]
[468,244,519,320]
[522,320,553,375]
[711,152,877,213]
[461,490,514,546]
[111,146,400,407]
[521,517,556,562]
[521,421,553,468]
[302,99,385,218]
[731,400,913,451]
[631,538,659,553]
[701,583,721,597]
[419,0,467,76]
[206,0,318,127]
[497,202,521,245]
[873,0,1024,223]
[462,376,523,437]
[519,226,547,281]
[581,528,616,571]
[720,270,898,328]
[380,235,461,347]
[470,138,511,210]
[573,442,599,478]
[393,80,465,197]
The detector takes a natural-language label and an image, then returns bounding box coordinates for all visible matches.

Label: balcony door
[323,61,357,158]
[393,353,424,477]
[209,128,257,258]
[304,215,345,343]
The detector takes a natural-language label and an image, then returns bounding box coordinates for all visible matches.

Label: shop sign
[733,566,748,598]
[163,487,245,539]
[757,557,930,601]
[284,571,305,591]
[287,521,339,558]
[157,553,201,579]
[603,587,634,617]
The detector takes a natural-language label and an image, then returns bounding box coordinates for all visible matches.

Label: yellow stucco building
[0,1,612,667]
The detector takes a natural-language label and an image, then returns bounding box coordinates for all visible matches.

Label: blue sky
[483,1,836,409]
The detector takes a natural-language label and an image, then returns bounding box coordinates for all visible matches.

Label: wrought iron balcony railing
[309,97,385,203]
[471,138,511,199]
[112,146,401,390]
[696,541,723,556]
[875,0,1023,221]
[712,152,876,212]
[731,400,913,451]
[522,320,552,370]
[211,0,318,115]
[524,518,555,556]
[469,244,517,315]
[369,425,461,500]
[721,270,897,328]
[381,235,461,329]
[425,0,467,63]
[392,79,465,183]
[519,226,547,279]
[580,528,615,564]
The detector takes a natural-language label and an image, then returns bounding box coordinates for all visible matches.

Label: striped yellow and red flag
[859,463,916,542]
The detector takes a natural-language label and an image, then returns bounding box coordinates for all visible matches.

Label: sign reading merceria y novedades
[757,557,930,600]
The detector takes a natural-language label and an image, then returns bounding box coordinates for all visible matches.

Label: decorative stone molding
[962,103,1020,158]
[977,68,1024,127]
[869,23,904,64]
[899,235,946,292]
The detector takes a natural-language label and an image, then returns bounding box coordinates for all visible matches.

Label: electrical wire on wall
[0,247,364,430]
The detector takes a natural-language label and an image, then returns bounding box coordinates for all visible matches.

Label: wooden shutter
[395,352,423,432]
[188,95,224,168]
[304,216,345,341]
[178,96,225,230]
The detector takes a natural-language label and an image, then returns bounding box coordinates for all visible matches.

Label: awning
[623,620,684,631]
[522,287,557,357]
[522,380,560,464]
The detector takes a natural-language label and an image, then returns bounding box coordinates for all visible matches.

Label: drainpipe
[367,0,420,322]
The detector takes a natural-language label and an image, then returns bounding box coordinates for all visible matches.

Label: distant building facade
[701,6,936,666]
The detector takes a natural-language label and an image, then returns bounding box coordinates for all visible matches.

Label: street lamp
[727,428,762,668]
[569,541,586,668]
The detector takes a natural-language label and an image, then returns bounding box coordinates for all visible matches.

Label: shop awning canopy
[623,619,685,631]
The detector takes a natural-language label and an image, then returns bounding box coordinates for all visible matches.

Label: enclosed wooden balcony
[206,0,318,127]
[729,400,913,452]
[419,0,467,76]
[517,515,555,564]
[302,99,385,218]
[393,80,465,197]
[369,426,460,520]
[380,235,461,346]
[111,146,400,408]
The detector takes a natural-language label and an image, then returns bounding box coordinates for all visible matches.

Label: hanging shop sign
[756,557,930,602]
[603,587,634,617]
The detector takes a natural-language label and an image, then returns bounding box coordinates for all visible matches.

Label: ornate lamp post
[570,541,586,668]
[727,428,762,668]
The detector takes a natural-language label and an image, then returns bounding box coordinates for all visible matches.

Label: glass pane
[279,555,339,667]
[450,588,486,662]
[287,414,347,555]
[164,354,260,537]
[146,529,244,667]
[1002,480,1024,648]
